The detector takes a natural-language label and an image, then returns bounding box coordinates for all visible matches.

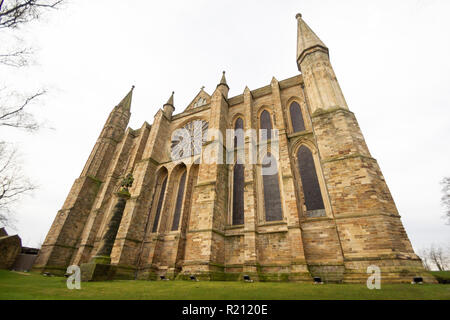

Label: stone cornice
[322,153,376,164]
[297,45,329,66]
[287,130,314,139]
[311,106,353,118]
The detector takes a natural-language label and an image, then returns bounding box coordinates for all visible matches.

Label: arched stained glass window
[290,102,306,132]
[234,117,244,149]
[232,163,245,225]
[152,176,167,233]
[171,170,187,231]
[260,110,272,141]
[297,146,325,212]
[262,153,283,221]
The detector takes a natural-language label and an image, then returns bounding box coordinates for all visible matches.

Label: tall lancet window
[152,176,167,233]
[234,117,244,149]
[260,110,272,141]
[262,153,283,221]
[297,146,325,214]
[290,102,306,132]
[232,163,245,225]
[171,170,187,231]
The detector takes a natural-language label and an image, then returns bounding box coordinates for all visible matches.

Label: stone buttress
[34,88,134,275]
[295,14,432,282]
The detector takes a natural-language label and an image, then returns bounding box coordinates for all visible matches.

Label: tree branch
[0,142,36,226]
[0,0,64,29]
[0,47,33,67]
[441,177,450,225]
[0,89,45,131]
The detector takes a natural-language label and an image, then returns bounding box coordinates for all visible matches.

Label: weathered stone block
[0,231,22,270]
[80,262,116,282]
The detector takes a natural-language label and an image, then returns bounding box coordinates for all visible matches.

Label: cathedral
[34,14,432,283]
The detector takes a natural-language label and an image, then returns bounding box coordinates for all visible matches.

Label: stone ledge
[307,262,345,267]
[297,45,329,65]
[322,153,375,164]
[195,180,216,187]
[311,106,352,118]
[343,254,421,262]
[287,130,313,139]
[86,175,103,186]
[136,157,159,166]
[300,211,400,223]
[224,225,244,230]
[334,212,400,220]
[188,228,225,237]
[258,220,287,227]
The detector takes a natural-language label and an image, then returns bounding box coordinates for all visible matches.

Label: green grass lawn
[0,270,449,300]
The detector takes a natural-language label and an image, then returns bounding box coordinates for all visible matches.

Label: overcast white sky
[1,0,449,253]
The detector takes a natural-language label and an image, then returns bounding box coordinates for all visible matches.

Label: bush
[430,271,450,284]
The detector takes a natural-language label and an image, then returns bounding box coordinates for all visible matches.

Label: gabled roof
[184,88,211,112]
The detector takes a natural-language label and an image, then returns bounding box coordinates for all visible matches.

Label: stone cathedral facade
[34,15,432,283]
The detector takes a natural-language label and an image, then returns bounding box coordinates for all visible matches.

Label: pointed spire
[244,85,252,101]
[296,13,328,65]
[164,91,175,107]
[163,91,175,120]
[117,85,135,111]
[270,76,279,92]
[217,71,229,89]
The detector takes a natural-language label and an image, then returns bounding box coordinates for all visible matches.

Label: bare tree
[0,87,45,131]
[429,244,448,271]
[0,47,32,67]
[418,248,431,271]
[0,0,64,225]
[0,0,63,67]
[0,142,36,226]
[0,0,63,29]
[1,1,64,131]
[441,177,450,225]
[419,244,449,271]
